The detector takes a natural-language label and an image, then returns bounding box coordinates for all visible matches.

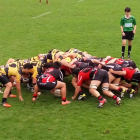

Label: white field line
[32,12,50,19]
[77,0,83,2]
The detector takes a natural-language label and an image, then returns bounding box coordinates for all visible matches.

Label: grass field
[0,0,140,139]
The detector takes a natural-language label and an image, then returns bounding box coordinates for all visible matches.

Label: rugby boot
[78,93,86,100]
[120,88,126,98]
[2,102,11,107]
[9,94,17,98]
[128,55,131,59]
[127,88,135,98]
[98,98,107,108]
[115,97,121,105]
[121,56,124,59]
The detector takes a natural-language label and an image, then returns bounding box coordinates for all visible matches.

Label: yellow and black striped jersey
[0,62,22,82]
[26,60,44,79]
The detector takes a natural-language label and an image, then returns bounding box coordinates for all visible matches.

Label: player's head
[42,62,53,72]
[22,63,33,73]
[23,63,33,69]
[43,62,53,69]
[53,61,61,69]
[124,7,131,13]
[71,67,80,77]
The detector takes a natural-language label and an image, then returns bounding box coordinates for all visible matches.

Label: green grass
[0,0,140,139]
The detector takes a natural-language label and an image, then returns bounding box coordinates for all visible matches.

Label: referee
[120,7,137,59]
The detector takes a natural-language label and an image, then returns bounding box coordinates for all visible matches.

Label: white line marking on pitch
[77,0,83,2]
[32,12,50,19]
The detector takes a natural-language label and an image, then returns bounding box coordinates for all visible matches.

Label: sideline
[77,0,84,2]
[32,12,50,19]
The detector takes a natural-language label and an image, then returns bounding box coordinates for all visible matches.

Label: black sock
[78,90,83,95]
[2,98,7,104]
[128,45,132,55]
[122,46,125,57]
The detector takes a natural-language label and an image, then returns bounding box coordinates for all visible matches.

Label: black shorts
[37,80,57,90]
[90,69,109,84]
[122,31,134,40]
[0,74,9,85]
[111,73,120,78]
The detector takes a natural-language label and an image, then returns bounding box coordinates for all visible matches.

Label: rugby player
[72,66,121,108]
[0,61,34,107]
[109,67,139,98]
[32,61,71,105]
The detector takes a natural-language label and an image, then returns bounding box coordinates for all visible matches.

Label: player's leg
[108,71,126,97]
[1,75,13,107]
[128,40,132,58]
[89,80,106,108]
[71,77,86,100]
[39,0,41,4]
[46,0,49,4]
[121,39,127,59]
[127,31,134,58]
[102,83,121,105]
[53,81,71,105]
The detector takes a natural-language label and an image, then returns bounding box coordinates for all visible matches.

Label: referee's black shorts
[122,31,134,40]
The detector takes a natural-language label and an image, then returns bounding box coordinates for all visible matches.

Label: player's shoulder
[130,15,135,19]
[121,15,125,19]
[8,61,18,67]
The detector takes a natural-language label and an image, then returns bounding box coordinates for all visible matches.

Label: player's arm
[120,25,123,31]
[106,58,117,64]
[60,59,75,69]
[15,74,23,101]
[72,85,81,100]
[109,69,126,76]
[32,70,37,87]
[133,25,137,33]
[72,74,83,99]
[133,17,137,33]
[63,53,76,59]
[91,59,105,66]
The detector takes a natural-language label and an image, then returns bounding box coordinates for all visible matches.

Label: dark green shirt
[120,15,136,31]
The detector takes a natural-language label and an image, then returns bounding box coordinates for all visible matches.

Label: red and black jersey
[39,68,63,83]
[61,65,71,74]
[115,59,137,69]
[77,67,97,86]
[45,68,63,81]
[74,61,89,70]
[122,68,136,81]
[102,63,122,72]
[115,59,124,65]
[77,59,99,68]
